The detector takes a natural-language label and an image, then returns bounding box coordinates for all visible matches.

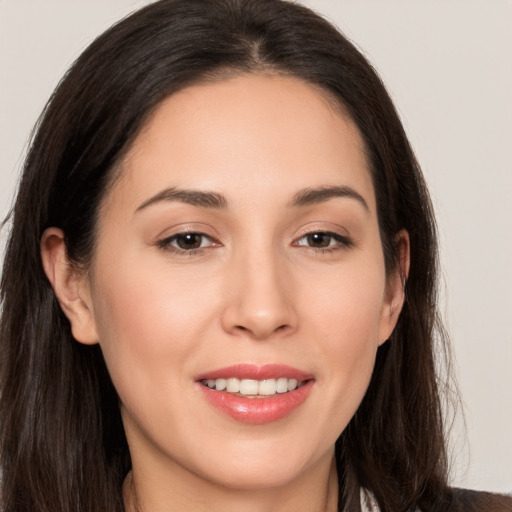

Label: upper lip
[195,364,314,382]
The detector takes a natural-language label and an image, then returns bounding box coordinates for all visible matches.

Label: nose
[220,246,298,340]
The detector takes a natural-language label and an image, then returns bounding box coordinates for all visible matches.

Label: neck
[123,453,338,512]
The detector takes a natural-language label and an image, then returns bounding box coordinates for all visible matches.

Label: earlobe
[378,230,410,345]
[40,228,99,345]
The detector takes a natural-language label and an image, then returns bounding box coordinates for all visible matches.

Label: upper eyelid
[159,231,217,244]
[293,226,350,240]
[295,228,345,237]
[296,230,344,239]
[293,219,350,235]
[157,228,347,240]
[294,231,351,245]
[155,224,219,242]
[155,223,353,249]
[156,233,219,256]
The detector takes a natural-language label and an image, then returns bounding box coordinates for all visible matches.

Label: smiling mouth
[200,377,307,397]
[197,365,314,423]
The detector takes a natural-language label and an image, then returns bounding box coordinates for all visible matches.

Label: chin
[190,439,332,492]
[203,460,308,491]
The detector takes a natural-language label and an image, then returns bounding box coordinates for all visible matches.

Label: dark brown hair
[1,1,455,510]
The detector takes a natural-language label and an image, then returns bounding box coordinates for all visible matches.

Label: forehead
[111,73,375,213]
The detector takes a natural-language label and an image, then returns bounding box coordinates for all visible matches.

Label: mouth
[200,377,306,397]
[196,364,315,424]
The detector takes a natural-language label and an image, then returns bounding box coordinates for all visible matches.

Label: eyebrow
[136,188,227,212]
[135,184,369,213]
[288,185,369,211]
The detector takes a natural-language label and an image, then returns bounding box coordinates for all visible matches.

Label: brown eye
[306,233,332,248]
[295,231,353,251]
[175,233,203,250]
[158,232,216,253]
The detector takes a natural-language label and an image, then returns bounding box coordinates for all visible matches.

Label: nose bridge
[221,237,296,340]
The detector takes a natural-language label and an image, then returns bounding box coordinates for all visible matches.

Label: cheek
[302,258,385,416]
[306,255,386,348]
[89,255,220,398]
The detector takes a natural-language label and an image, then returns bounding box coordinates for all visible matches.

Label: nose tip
[227,308,294,340]
[220,257,297,341]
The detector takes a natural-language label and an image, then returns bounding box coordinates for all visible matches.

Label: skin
[42,74,408,512]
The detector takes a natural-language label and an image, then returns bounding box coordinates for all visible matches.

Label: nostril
[231,322,291,339]
[221,295,297,339]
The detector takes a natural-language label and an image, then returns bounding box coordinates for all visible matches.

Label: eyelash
[294,231,353,253]
[156,230,353,256]
[156,232,217,256]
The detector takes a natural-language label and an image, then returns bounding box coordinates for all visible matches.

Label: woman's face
[73,75,404,491]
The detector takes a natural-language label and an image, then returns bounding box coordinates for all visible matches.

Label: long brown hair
[1,1,454,510]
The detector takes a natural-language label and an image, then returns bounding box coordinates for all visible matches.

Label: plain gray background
[1,0,511,493]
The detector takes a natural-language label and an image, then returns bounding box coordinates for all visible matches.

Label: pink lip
[196,363,313,382]
[196,364,315,424]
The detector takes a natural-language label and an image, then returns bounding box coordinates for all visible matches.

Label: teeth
[202,377,306,396]
[276,377,288,393]
[215,378,226,391]
[239,379,259,395]
[259,379,277,395]
[226,378,240,393]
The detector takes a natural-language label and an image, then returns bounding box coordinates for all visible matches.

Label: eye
[294,231,352,251]
[157,232,217,253]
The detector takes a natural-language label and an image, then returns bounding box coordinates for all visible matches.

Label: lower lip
[198,381,314,424]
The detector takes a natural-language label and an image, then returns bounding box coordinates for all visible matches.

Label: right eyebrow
[135,187,228,213]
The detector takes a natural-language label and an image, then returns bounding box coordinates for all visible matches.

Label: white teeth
[276,377,288,393]
[258,379,277,395]
[226,378,240,393]
[215,378,226,391]
[202,377,306,396]
[239,379,259,395]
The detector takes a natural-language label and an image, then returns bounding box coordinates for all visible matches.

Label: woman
[0,0,510,511]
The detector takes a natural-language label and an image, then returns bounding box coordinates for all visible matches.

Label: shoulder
[360,488,512,512]
[449,488,512,512]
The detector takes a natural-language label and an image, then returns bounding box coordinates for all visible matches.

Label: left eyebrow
[288,185,369,211]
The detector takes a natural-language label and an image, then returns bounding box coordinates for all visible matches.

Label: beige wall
[1,0,511,493]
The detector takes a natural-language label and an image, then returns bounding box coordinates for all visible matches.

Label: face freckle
[83,73,403,497]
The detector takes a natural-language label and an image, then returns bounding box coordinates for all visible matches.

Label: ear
[378,229,410,345]
[40,228,99,345]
